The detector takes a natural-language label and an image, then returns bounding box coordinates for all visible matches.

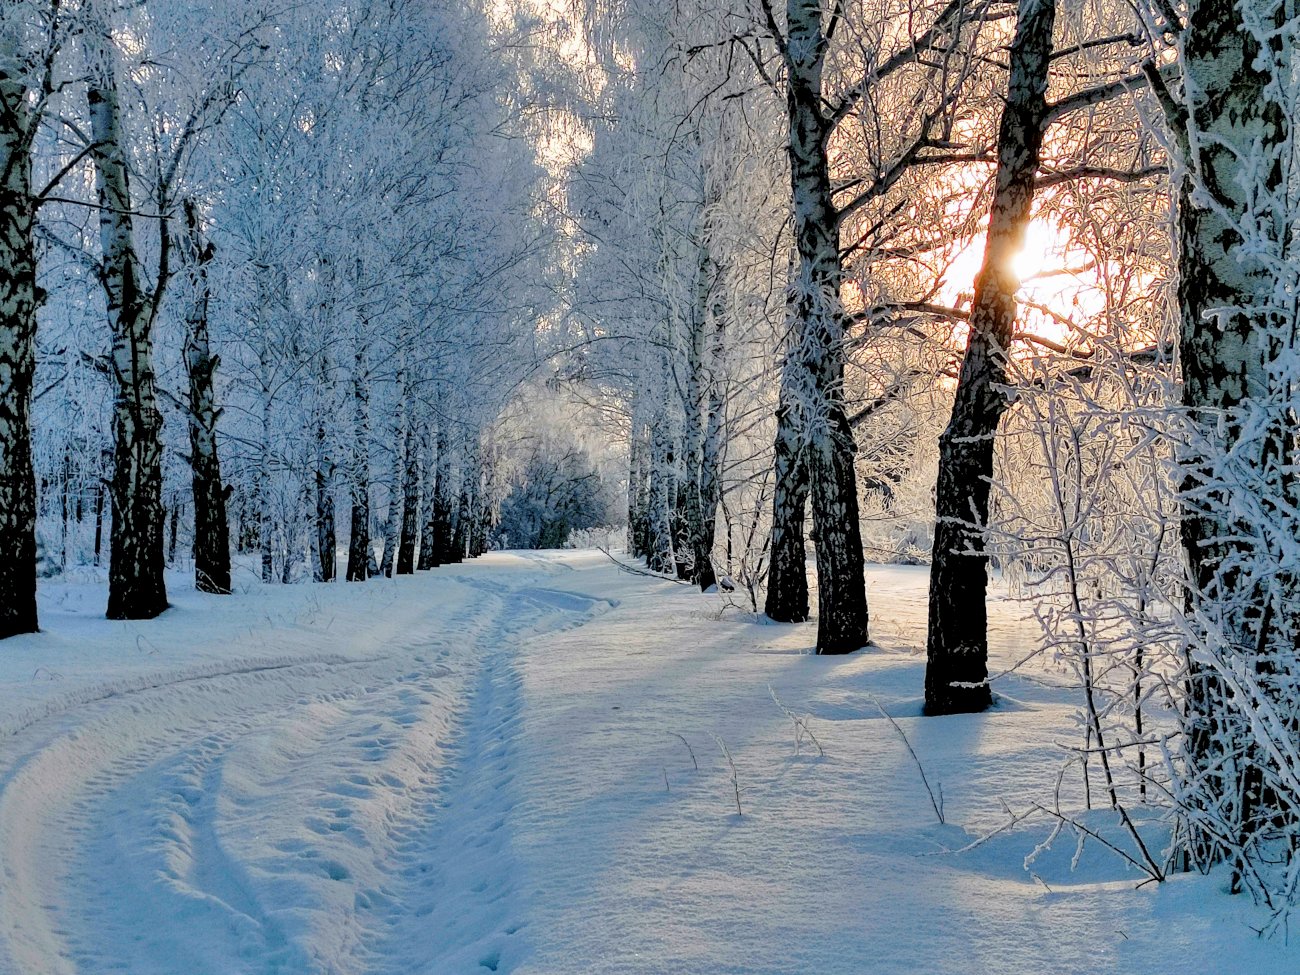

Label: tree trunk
[345,343,371,581]
[470,461,491,558]
[454,488,471,563]
[418,419,438,569]
[0,47,40,637]
[378,495,399,577]
[695,311,725,593]
[258,385,274,584]
[1165,0,1295,869]
[645,405,675,573]
[396,418,419,574]
[924,0,1055,715]
[626,401,649,557]
[167,503,179,565]
[314,407,336,582]
[784,0,867,654]
[178,201,231,595]
[765,369,810,622]
[431,419,455,564]
[683,242,718,590]
[93,476,105,566]
[87,22,168,620]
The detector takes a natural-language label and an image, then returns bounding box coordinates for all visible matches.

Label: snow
[0,551,1293,974]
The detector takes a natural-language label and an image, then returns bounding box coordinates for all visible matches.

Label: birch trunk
[454,488,470,563]
[178,201,231,595]
[378,480,400,579]
[470,464,490,558]
[418,419,437,569]
[696,292,726,593]
[345,342,371,581]
[258,383,274,584]
[1168,0,1295,867]
[765,368,810,622]
[396,418,419,574]
[784,0,867,652]
[87,21,168,619]
[0,43,39,637]
[627,400,649,557]
[645,406,675,574]
[682,243,718,590]
[924,0,1055,715]
[314,402,336,582]
[431,419,455,564]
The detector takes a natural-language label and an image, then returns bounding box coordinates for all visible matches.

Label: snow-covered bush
[494,439,617,550]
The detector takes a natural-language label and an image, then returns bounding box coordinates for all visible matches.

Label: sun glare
[940,216,1105,348]
[1012,219,1062,283]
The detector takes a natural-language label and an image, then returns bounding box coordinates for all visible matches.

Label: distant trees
[1,0,552,635]
[496,440,610,550]
[567,0,790,597]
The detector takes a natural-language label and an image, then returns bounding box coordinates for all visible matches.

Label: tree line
[0,0,554,628]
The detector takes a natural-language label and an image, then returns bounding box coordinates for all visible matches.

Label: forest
[1,0,1299,971]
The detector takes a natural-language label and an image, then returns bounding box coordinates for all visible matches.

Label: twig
[1029,802,1164,883]
[869,693,944,824]
[670,732,699,770]
[769,686,825,757]
[713,734,743,816]
[596,546,693,585]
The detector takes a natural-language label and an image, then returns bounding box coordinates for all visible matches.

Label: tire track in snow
[0,563,612,975]
[360,577,617,974]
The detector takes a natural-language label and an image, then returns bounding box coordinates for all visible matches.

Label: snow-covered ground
[0,551,1292,974]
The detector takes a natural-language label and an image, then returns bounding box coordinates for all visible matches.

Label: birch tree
[1145,0,1300,896]
[923,0,1057,713]
[177,199,230,594]
[0,6,52,638]
[924,0,1162,713]
[83,6,168,619]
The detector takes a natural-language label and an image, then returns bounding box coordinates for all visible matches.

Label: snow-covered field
[0,551,1292,974]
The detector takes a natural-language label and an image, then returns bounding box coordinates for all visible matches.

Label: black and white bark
[645,400,676,574]
[1155,0,1298,874]
[454,486,471,562]
[377,358,406,578]
[765,360,811,623]
[626,398,650,557]
[431,416,456,564]
[313,366,336,583]
[178,200,231,595]
[0,31,40,637]
[345,340,371,581]
[378,457,401,578]
[781,0,868,653]
[682,241,721,591]
[257,353,274,583]
[396,414,419,574]
[924,0,1056,715]
[695,270,726,592]
[417,418,437,569]
[470,452,491,557]
[86,17,168,619]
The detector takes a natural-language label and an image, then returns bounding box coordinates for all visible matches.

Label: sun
[940,215,1105,349]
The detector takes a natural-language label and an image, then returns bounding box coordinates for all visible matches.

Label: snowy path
[0,557,609,975]
[0,551,1294,974]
